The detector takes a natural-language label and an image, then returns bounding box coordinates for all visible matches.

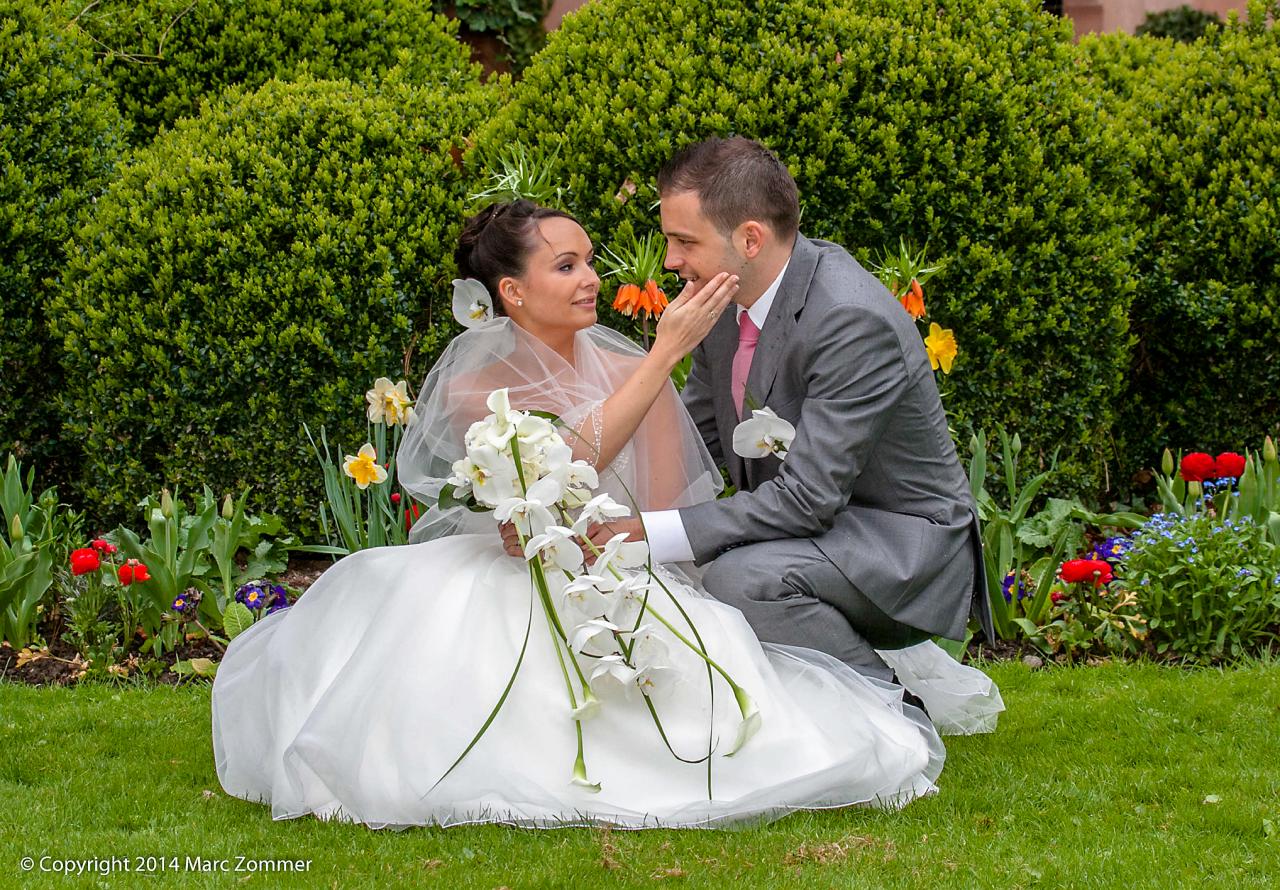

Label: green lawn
[2,662,1278,889]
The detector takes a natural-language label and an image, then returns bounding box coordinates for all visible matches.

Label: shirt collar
[735,257,791,331]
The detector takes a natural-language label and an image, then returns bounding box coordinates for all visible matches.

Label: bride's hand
[499,521,523,558]
[651,272,739,366]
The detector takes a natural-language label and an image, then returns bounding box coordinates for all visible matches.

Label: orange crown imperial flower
[899,278,926,320]
[612,279,668,320]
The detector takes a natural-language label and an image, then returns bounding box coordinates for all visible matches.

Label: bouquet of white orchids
[433,388,761,795]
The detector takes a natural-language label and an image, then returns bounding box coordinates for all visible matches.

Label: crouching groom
[619,136,993,682]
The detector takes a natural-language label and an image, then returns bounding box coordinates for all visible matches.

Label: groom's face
[659,190,743,294]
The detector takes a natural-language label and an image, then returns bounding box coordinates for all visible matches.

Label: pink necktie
[732,313,761,418]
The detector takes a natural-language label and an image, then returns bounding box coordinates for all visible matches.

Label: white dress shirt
[641,259,792,564]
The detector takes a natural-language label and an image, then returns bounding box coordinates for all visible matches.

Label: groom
[611,136,992,682]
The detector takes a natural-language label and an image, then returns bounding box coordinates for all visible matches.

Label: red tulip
[118,559,151,586]
[1214,452,1246,479]
[1179,452,1216,482]
[390,492,402,505]
[404,503,420,532]
[70,548,101,576]
[90,538,117,554]
[1060,558,1113,587]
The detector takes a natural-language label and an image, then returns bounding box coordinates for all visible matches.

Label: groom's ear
[734,220,769,259]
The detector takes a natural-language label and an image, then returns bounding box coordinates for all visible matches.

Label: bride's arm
[571,273,737,469]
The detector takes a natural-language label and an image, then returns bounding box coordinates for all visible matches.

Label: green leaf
[222,602,255,640]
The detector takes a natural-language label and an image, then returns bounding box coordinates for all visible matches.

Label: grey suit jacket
[678,235,993,642]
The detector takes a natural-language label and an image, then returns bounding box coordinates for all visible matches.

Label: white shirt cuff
[640,510,695,564]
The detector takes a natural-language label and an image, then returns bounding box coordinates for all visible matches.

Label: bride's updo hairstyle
[456,199,581,316]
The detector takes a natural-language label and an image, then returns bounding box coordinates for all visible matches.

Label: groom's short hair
[657,137,800,239]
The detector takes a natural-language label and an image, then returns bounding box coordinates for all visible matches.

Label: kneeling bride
[212,200,989,829]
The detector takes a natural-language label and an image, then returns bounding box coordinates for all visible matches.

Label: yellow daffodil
[365,378,414,426]
[924,323,958,374]
[342,443,388,489]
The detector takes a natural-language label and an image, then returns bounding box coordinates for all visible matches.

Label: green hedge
[1,0,128,480]
[1134,5,1221,43]
[50,75,501,530]
[61,0,481,142]
[1081,3,1280,469]
[478,0,1139,496]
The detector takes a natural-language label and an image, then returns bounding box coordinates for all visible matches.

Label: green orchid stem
[575,518,729,774]
[583,517,744,703]
[640,602,744,703]
[514,492,596,789]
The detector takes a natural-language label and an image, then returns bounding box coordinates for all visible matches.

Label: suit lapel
[743,235,818,415]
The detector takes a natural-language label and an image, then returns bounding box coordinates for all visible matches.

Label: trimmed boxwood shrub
[1,0,127,478]
[1135,5,1221,43]
[50,75,501,529]
[478,0,1139,496]
[60,0,480,142]
[1081,3,1280,469]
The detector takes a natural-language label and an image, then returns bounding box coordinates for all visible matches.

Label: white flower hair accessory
[451,278,494,328]
[732,407,796,461]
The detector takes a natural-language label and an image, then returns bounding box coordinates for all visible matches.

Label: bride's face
[499,217,600,335]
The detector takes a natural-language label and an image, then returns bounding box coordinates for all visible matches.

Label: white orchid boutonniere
[451,278,494,328]
[732,407,796,461]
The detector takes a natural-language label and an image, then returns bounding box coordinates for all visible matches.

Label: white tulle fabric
[211,318,993,830]
[397,318,722,539]
[877,642,1005,736]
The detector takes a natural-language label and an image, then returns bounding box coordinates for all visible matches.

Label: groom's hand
[583,517,647,565]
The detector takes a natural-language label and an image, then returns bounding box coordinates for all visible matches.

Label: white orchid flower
[516,413,559,449]
[451,278,494,328]
[561,485,592,509]
[465,444,519,507]
[494,476,563,536]
[633,662,679,697]
[605,572,657,626]
[524,525,584,573]
[626,624,670,669]
[597,532,650,572]
[561,574,616,617]
[545,442,600,490]
[732,407,797,461]
[446,457,474,497]
[571,493,631,536]
[569,618,623,656]
[589,655,638,696]
[463,418,492,452]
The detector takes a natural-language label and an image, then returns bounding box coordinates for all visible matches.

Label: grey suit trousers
[700,538,930,681]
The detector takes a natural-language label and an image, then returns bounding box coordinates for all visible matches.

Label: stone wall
[1063,0,1247,37]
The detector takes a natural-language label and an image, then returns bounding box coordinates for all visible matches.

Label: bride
[212,200,995,830]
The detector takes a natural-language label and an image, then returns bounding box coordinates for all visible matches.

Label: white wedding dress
[211,321,1000,829]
